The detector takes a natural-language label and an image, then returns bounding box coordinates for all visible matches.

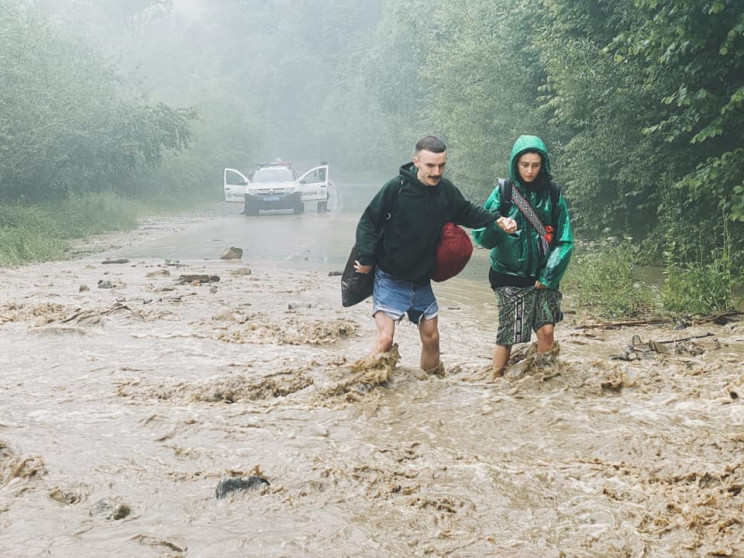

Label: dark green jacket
[356,162,499,284]
[472,135,574,289]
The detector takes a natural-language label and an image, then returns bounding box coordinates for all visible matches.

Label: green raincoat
[472,135,574,289]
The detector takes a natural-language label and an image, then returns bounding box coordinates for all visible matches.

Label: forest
[1,0,742,309]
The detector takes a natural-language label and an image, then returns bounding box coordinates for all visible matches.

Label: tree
[0,1,195,202]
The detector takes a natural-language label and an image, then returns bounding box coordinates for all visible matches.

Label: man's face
[413,149,447,187]
[517,152,542,183]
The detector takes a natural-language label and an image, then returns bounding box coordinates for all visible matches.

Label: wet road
[109,193,498,315]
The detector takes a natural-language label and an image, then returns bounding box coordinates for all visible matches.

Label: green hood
[509,135,551,186]
[472,134,573,289]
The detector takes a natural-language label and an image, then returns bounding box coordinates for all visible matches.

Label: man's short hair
[415,136,446,154]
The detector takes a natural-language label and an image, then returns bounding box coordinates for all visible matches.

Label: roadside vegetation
[0,192,215,267]
[1,0,742,316]
[564,234,740,319]
[562,240,660,319]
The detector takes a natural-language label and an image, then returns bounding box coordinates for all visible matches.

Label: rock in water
[220,246,243,260]
[215,475,270,499]
[90,498,131,520]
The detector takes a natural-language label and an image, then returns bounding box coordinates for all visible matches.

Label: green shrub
[54,193,141,237]
[0,193,161,267]
[563,239,660,318]
[0,191,218,267]
[662,256,734,315]
[661,212,737,316]
[0,226,67,266]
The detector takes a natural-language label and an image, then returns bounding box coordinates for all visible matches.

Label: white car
[223,162,335,215]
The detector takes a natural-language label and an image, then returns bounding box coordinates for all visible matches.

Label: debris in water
[90,498,131,520]
[215,476,270,499]
[176,274,220,285]
[220,246,243,260]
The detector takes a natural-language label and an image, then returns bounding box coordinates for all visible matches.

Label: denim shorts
[372,267,438,324]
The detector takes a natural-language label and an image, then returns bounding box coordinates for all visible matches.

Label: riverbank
[0,193,222,267]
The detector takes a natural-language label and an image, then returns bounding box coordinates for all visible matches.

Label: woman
[473,135,574,374]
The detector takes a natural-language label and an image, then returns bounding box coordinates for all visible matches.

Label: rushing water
[1,192,743,557]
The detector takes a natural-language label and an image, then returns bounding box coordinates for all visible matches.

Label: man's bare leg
[418,316,440,371]
[373,311,396,355]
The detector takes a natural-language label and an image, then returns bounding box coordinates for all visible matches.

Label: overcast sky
[173,0,203,17]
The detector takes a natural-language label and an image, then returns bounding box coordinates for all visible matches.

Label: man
[472,135,574,374]
[354,136,516,375]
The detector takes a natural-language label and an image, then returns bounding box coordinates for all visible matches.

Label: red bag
[432,223,473,282]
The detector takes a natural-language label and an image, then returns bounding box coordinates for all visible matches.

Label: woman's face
[517,152,542,183]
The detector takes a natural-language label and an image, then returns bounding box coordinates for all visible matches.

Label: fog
[8,0,403,204]
[82,0,394,182]
[3,2,744,556]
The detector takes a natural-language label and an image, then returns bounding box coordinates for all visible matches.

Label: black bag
[341,244,374,307]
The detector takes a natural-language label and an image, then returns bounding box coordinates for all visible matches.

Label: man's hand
[497,216,518,234]
[535,281,547,289]
[353,260,373,274]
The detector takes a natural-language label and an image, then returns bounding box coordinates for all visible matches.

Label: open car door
[297,165,329,203]
[223,168,250,203]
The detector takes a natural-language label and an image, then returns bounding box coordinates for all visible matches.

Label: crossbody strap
[510,186,554,257]
[510,186,548,237]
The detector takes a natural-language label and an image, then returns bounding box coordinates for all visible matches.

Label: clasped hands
[497,216,517,234]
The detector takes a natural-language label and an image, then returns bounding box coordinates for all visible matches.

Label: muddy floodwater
[1,198,743,558]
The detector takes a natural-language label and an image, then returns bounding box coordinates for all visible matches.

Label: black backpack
[497,178,561,224]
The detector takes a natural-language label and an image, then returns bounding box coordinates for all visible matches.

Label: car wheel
[244,199,259,215]
[317,200,327,213]
[294,201,305,215]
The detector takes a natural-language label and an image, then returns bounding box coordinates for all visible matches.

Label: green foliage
[0,1,195,203]
[518,0,744,282]
[661,210,736,315]
[2,0,743,291]
[0,191,192,266]
[662,258,734,315]
[563,240,660,318]
[421,0,550,199]
[0,205,67,265]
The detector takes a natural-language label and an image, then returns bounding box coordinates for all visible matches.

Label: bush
[662,256,734,316]
[0,193,159,267]
[661,212,737,316]
[563,239,660,318]
[0,205,66,265]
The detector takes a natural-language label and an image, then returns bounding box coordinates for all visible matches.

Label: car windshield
[254,168,295,183]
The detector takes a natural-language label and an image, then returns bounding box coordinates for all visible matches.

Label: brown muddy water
[1,201,743,558]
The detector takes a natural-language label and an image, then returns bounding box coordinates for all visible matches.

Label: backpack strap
[548,179,561,228]
[498,178,512,215]
[384,177,404,221]
[548,180,560,206]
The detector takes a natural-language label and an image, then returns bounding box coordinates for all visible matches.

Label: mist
[2,0,743,267]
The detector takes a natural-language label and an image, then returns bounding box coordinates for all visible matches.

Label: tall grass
[0,192,208,267]
[562,239,660,318]
[661,216,736,315]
